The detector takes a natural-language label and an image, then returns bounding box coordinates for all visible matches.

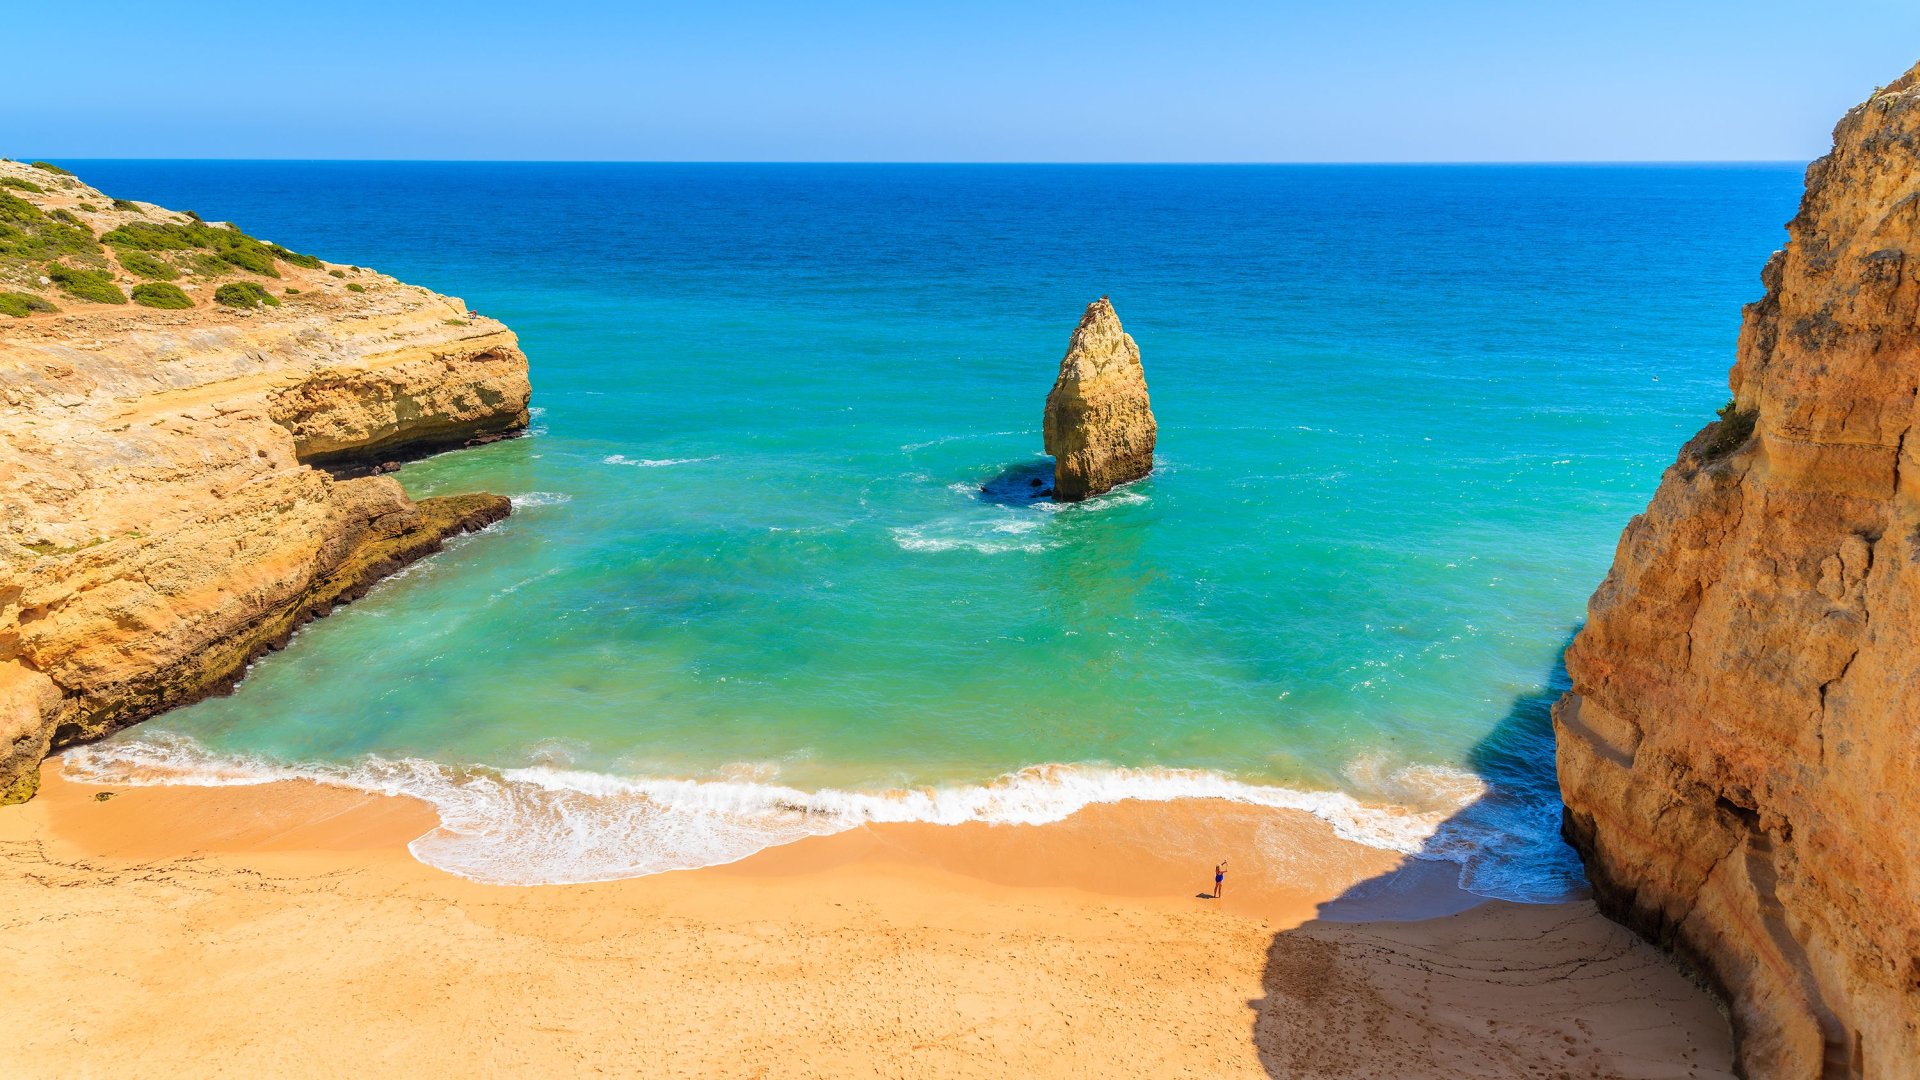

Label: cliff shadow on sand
[1245,637,1739,1079]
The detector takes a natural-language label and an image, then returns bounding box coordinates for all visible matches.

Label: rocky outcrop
[0,162,531,803]
[1043,298,1156,501]
[1554,64,1920,1078]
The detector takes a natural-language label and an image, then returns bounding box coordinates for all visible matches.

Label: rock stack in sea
[1042,297,1156,502]
[0,161,531,804]
[1554,63,1920,1077]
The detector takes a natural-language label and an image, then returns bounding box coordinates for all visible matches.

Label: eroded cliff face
[0,163,530,803]
[1043,298,1156,501]
[1555,66,1920,1078]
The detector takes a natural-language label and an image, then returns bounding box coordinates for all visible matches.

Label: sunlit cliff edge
[1555,64,1920,1078]
[0,160,529,804]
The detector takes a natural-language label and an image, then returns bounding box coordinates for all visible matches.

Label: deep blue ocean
[61,162,1805,894]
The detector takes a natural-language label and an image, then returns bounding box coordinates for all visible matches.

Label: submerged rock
[1042,298,1156,502]
[1555,61,1920,1077]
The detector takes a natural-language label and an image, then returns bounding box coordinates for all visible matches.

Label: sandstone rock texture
[0,162,530,804]
[1042,298,1156,501]
[1555,65,1920,1078]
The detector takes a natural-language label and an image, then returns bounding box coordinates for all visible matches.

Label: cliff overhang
[0,162,533,804]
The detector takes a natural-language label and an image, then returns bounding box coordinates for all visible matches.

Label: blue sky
[12,1,1920,162]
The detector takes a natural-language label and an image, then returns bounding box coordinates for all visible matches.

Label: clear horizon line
[15,156,1813,168]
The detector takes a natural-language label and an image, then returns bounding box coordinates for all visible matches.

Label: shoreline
[0,761,1736,1077]
[33,763,1476,922]
[55,732,1524,897]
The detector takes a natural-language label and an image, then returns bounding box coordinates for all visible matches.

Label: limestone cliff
[0,161,530,804]
[1043,298,1156,501]
[1554,66,1920,1077]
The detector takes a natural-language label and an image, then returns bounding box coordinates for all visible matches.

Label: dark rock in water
[1029,477,1043,487]
[1042,297,1155,502]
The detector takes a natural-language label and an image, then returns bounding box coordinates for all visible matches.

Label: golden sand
[0,765,1734,1078]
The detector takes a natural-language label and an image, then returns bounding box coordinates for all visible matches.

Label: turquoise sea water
[62,162,1803,896]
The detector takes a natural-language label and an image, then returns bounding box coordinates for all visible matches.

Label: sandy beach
[0,763,1733,1079]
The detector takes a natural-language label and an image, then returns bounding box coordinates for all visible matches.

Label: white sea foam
[1033,489,1149,514]
[61,734,1506,889]
[901,430,1020,453]
[604,454,713,468]
[508,491,573,508]
[890,523,1057,554]
[490,566,564,600]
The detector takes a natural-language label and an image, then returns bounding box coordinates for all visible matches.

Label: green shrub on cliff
[100,220,319,279]
[345,282,365,293]
[102,220,287,278]
[184,251,231,277]
[0,291,57,317]
[28,161,73,176]
[115,247,178,280]
[1696,400,1758,462]
[131,282,193,309]
[49,265,126,304]
[0,192,100,264]
[0,177,45,193]
[111,198,143,213]
[268,243,322,269]
[214,280,279,308]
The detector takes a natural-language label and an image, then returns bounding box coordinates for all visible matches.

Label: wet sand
[0,765,1734,1078]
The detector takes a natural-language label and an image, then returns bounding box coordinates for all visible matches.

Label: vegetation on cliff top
[0,162,332,312]
[115,247,179,280]
[0,191,103,265]
[214,280,280,308]
[49,265,126,305]
[270,244,322,269]
[131,282,193,309]
[0,291,58,317]
[103,221,286,278]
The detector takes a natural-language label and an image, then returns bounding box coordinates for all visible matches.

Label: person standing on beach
[1213,860,1227,898]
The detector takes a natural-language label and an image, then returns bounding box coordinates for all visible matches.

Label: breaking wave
[59,733,1574,900]
[1033,488,1149,514]
[603,454,713,468]
[890,519,1059,554]
[507,491,573,508]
